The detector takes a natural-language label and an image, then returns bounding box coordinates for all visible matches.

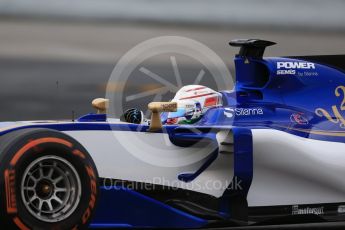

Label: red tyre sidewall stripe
[82,165,97,225]
[10,137,73,166]
[13,217,30,230]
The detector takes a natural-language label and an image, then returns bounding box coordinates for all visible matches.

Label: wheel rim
[21,155,82,222]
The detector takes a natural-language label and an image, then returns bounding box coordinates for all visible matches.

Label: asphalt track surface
[1,19,345,229]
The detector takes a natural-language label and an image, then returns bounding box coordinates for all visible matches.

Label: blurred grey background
[0,0,345,121]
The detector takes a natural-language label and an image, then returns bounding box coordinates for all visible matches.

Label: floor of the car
[194,221,345,230]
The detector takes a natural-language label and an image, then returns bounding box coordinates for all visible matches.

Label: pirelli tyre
[0,128,99,230]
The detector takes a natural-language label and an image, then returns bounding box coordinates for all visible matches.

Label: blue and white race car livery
[1,39,345,229]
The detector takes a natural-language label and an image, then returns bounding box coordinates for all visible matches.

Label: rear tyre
[0,128,99,230]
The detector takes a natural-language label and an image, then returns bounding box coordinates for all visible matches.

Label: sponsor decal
[316,85,345,129]
[161,103,177,111]
[224,107,264,118]
[277,62,316,70]
[290,113,308,125]
[204,96,218,107]
[338,205,345,214]
[5,169,17,214]
[224,108,234,118]
[292,205,324,215]
[276,61,317,76]
[82,165,97,224]
[277,69,296,75]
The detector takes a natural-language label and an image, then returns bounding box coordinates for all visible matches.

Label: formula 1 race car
[1,39,345,229]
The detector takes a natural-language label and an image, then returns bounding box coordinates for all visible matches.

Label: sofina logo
[292,205,324,215]
[315,86,345,129]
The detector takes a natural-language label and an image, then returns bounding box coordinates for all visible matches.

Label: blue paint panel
[195,55,345,143]
[233,128,253,196]
[218,128,253,217]
[90,186,207,229]
[78,113,107,122]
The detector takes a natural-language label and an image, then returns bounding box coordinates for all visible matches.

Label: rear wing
[229,39,276,59]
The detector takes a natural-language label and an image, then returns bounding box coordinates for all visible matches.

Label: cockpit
[120,85,223,127]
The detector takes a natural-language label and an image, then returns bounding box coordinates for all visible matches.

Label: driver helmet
[164,85,222,125]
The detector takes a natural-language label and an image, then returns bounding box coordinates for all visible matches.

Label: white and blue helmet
[164,85,222,125]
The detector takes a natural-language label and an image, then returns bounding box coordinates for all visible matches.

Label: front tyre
[0,128,99,230]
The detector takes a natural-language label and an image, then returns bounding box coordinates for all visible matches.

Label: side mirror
[92,98,109,114]
[148,102,177,132]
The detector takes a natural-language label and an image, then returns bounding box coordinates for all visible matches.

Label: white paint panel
[249,129,345,206]
[64,130,233,197]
